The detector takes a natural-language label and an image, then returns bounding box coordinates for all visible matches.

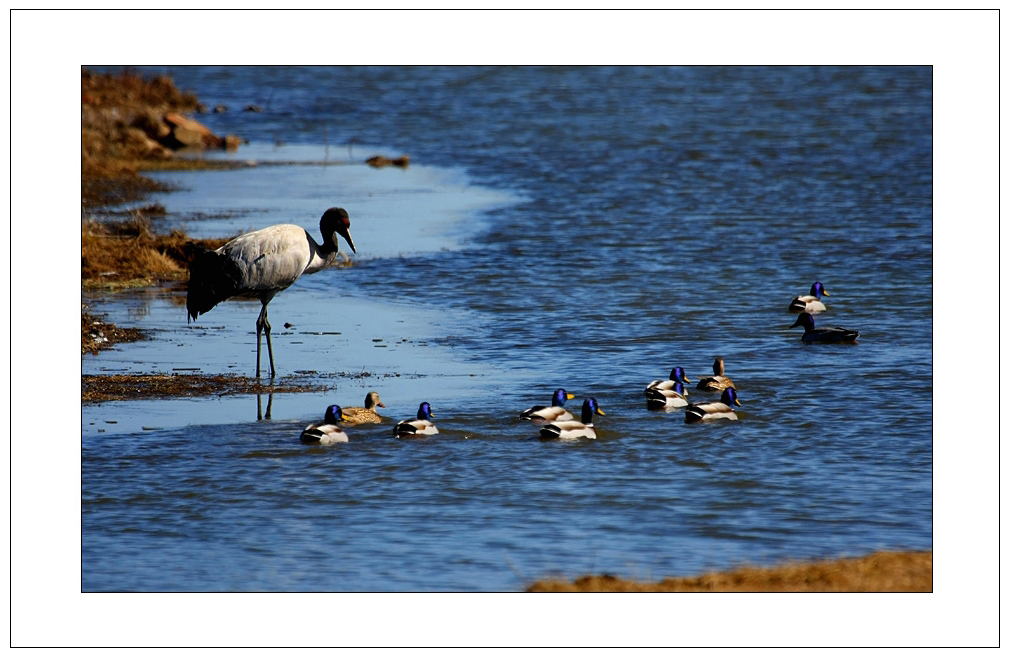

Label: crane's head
[321,207,355,254]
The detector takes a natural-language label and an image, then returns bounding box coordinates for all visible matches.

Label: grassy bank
[81,69,238,355]
[82,209,232,290]
[526,550,932,592]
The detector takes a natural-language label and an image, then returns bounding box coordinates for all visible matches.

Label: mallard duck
[300,405,350,444]
[393,402,438,437]
[696,357,735,392]
[789,281,830,313]
[685,387,741,424]
[539,398,605,440]
[341,391,386,424]
[519,388,575,422]
[646,381,689,410]
[645,366,690,394]
[790,312,859,344]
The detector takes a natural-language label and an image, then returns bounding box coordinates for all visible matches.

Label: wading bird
[186,207,355,378]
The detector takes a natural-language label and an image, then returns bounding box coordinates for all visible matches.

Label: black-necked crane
[186,207,355,378]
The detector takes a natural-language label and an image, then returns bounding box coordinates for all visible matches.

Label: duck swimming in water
[520,388,576,422]
[790,312,860,344]
[646,381,689,410]
[696,357,735,392]
[300,405,350,444]
[685,387,741,424]
[645,366,690,395]
[341,391,386,424]
[789,281,830,313]
[393,402,439,437]
[539,398,606,441]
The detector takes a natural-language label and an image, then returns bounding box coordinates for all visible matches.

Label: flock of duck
[298,281,861,445]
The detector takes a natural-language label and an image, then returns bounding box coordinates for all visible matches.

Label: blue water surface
[82,66,932,591]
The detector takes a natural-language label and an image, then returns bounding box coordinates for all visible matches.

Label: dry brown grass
[82,212,233,289]
[526,550,932,592]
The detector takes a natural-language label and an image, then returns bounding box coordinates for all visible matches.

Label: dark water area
[82,66,932,591]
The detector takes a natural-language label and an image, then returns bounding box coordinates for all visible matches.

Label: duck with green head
[520,388,576,422]
[539,398,606,440]
[300,405,350,444]
[646,380,689,410]
[685,388,741,424]
[789,281,830,313]
[394,402,438,437]
[790,312,859,344]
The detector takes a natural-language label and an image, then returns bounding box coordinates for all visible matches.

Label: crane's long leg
[258,302,276,378]
[255,302,276,378]
[255,305,265,378]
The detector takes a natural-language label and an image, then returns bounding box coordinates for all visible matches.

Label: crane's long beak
[339,229,356,254]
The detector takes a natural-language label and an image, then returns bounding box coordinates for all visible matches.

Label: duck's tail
[645,387,671,410]
[538,423,562,440]
[300,426,324,444]
[518,405,546,420]
[684,405,705,424]
[393,421,418,437]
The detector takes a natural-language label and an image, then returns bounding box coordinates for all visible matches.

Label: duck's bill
[566,393,575,399]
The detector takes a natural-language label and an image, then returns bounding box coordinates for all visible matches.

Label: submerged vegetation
[526,550,932,592]
[82,306,146,355]
[82,373,326,403]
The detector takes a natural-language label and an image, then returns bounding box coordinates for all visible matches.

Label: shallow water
[82,66,932,591]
